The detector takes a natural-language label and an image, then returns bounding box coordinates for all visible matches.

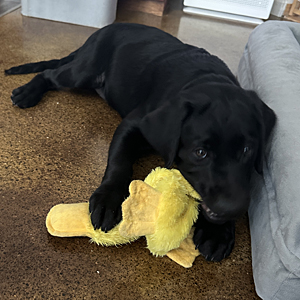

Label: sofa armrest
[237,20,300,300]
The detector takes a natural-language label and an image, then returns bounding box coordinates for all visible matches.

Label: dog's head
[141,81,276,224]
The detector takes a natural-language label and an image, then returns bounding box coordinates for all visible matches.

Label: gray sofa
[237,21,300,299]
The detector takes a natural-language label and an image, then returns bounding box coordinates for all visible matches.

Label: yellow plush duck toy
[46,167,201,268]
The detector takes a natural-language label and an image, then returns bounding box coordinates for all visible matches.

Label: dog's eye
[195,148,208,159]
[243,146,252,156]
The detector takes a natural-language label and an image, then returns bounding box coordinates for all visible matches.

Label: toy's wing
[119,180,161,237]
[166,229,200,268]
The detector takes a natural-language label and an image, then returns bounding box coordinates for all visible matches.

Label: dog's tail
[5,50,78,75]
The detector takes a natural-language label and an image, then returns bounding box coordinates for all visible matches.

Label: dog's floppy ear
[254,98,276,174]
[139,94,211,168]
[139,102,186,168]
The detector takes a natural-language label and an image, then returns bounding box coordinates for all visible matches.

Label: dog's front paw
[89,185,124,232]
[193,215,235,262]
[11,74,47,108]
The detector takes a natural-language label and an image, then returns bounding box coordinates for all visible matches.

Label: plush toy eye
[195,148,208,159]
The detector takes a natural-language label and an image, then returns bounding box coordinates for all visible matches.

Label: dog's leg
[9,72,53,108]
[89,117,151,232]
[193,213,235,262]
[9,57,102,109]
[8,27,115,108]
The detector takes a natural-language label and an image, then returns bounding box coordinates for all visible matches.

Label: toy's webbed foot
[46,202,137,246]
[46,202,93,238]
[167,229,200,268]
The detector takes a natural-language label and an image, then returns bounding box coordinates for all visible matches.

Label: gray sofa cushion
[237,20,300,300]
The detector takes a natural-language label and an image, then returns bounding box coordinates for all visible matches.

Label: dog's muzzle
[200,201,228,224]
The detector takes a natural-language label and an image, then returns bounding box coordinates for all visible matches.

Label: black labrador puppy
[5,23,276,262]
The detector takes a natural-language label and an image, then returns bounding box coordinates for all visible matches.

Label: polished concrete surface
[0,0,20,18]
[0,3,259,299]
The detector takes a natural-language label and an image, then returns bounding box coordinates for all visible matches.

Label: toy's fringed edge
[86,219,139,247]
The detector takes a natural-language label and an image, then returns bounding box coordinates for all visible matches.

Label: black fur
[5,23,276,261]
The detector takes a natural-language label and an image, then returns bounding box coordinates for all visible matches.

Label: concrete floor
[0,2,260,299]
[0,0,20,18]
